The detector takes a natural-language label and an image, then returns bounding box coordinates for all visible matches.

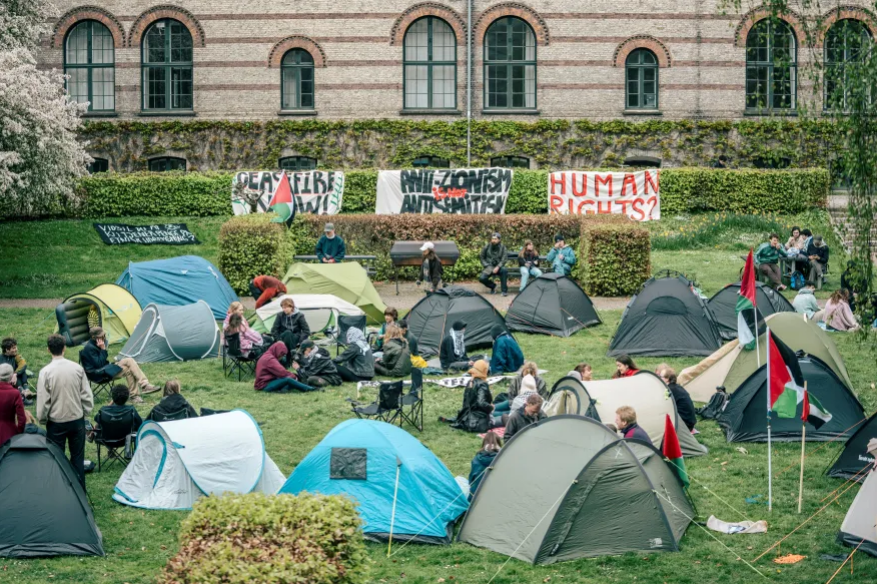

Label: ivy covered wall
[80,119,841,172]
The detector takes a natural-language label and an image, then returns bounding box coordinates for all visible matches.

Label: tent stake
[387,457,402,557]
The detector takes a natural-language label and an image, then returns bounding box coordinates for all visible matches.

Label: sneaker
[502,291,508,297]
[131,396,145,405]
[490,288,497,295]
[141,384,162,395]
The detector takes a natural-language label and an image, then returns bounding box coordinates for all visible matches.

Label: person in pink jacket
[822,289,860,332]
[254,342,315,393]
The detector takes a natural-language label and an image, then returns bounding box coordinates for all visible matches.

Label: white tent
[113,410,285,510]
[254,294,365,333]
[838,466,877,557]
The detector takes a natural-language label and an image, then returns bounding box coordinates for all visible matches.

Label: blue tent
[116,256,238,320]
[279,420,468,544]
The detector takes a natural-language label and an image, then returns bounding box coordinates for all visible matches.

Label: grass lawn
[0,211,875,584]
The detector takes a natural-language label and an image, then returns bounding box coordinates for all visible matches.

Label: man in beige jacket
[36,334,93,488]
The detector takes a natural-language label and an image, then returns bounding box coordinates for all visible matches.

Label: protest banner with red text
[547,170,661,221]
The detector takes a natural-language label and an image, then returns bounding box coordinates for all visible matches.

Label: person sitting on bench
[80,327,160,404]
[755,233,787,291]
[478,232,508,296]
[805,234,829,289]
[248,275,287,309]
[315,222,346,263]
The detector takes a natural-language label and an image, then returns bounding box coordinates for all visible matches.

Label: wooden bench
[293,255,378,277]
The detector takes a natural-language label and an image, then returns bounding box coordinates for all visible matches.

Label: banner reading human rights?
[547,170,660,221]
[376,168,513,214]
[232,170,344,216]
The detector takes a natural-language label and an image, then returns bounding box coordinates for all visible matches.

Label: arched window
[626,49,658,110]
[413,156,450,168]
[279,156,318,171]
[87,158,109,173]
[403,17,456,110]
[64,21,115,112]
[624,156,662,169]
[825,19,872,110]
[142,19,193,111]
[148,157,186,172]
[490,155,530,169]
[484,17,536,110]
[745,19,796,111]
[281,49,315,110]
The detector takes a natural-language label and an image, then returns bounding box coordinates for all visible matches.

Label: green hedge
[73,168,828,218]
[161,493,367,584]
[218,215,293,293]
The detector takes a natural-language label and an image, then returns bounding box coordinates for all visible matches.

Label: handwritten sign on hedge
[232,171,344,216]
[376,168,513,214]
[93,223,200,245]
[547,170,661,221]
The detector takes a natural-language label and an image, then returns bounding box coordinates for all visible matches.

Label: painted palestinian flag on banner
[768,331,807,419]
[736,249,758,349]
[267,171,296,227]
[801,389,833,430]
[662,414,690,488]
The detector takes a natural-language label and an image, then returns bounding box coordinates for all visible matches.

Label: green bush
[580,218,652,296]
[161,492,367,584]
[219,215,293,294]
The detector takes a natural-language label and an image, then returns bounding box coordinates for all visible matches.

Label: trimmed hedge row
[218,215,294,293]
[73,167,829,218]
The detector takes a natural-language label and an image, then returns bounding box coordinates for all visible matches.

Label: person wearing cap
[294,340,342,387]
[805,234,829,289]
[479,232,509,296]
[450,360,494,433]
[546,233,576,276]
[419,241,443,292]
[315,222,346,264]
[440,321,473,371]
[489,324,524,375]
[249,275,287,309]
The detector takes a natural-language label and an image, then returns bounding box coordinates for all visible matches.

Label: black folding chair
[349,381,404,426]
[324,314,368,356]
[400,368,424,431]
[94,408,138,471]
[222,333,258,380]
[148,406,192,422]
[80,354,113,402]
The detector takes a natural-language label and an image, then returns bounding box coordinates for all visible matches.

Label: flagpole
[766,326,773,512]
[754,305,761,367]
[797,381,808,514]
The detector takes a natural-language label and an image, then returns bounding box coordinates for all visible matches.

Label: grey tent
[827,411,877,481]
[717,355,866,443]
[0,434,104,557]
[608,273,722,357]
[119,301,220,363]
[707,281,794,340]
[505,274,601,336]
[406,287,506,357]
[458,416,692,563]
[837,467,877,557]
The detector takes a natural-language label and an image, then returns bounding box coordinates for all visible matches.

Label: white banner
[547,170,660,221]
[232,170,344,216]
[376,168,513,214]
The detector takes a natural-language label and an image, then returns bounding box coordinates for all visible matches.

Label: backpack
[790,271,805,290]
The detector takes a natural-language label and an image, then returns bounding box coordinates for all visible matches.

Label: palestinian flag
[801,389,832,430]
[736,249,758,349]
[768,331,806,419]
[268,171,296,227]
[662,414,690,488]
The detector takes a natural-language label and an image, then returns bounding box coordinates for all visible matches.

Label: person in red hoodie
[611,354,639,379]
[0,363,26,446]
[254,342,315,393]
[249,275,288,309]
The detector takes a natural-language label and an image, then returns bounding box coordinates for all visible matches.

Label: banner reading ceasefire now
[547,170,660,221]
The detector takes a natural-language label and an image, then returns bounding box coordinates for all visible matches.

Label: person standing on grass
[546,234,576,276]
[249,275,287,309]
[755,233,787,291]
[479,232,509,296]
[315,222,346,263]
[0,364,26,447]
[80,327,160,404]
[36,334,93,488]
[517,240,542,291]
[334,328,375,382]
[615,406,650,442]
[254,342,316,393]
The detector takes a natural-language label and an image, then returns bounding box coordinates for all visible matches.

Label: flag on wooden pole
[662,414,690,488]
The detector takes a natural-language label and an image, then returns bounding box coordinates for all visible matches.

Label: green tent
[458,416,692,563]
[282,263,386,324]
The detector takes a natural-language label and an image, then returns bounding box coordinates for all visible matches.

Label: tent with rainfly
[837,467,877,557]
[505,273,601,336]
[283,263,386,324]
[707,281,794,340]
[55,284,142,347]
[251,294,365,335]
[827,411,877,481]
[116,255,239,320]
[279,419,468,544]
[544,372,708,457]
[458,416,693,563]
[119,301,221,363]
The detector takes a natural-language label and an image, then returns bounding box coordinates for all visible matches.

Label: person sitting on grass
[546,234,576,276]
[440,321,473,371]
[294,340,342,387]
[94,385,143,433]
[224,313,265,357]
[805,235,830,288]
[821,289,860,332]
[254,342,316,393]
[418,242,443,293]
[567,362,592,382]
[333,328,375,382]
[478,232,509,297]
[505,393,546,441]
[611,354,639,379]
[374,325,412,378]
[755,233,787,291]
[0,364,26,447]
[507,362,547,402]
[659,367,697,432]
[615,405,651,442]
[492,371,540,426]
[249,275,287,309]
[0,337,31,397]
[793,281,819,319]
[489,325,524,375]
[147,380,198,421]
[449,360,494,433]
[518,240,542,291]
[80,327,160,404]
[468,432,501,501]
[398,319,427,369]
[270,297,311,363]
[315,222,346,264]
[375,307,398,351]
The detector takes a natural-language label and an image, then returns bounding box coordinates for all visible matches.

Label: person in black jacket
[80,327,160,404]
[468,432,502,501]
[478,232,509,296]
[805,235,829,289]
[450,360,493,433]
[295,341,342,387]
[418,242,443,292]
[92,384,143,438]
[334,328,375,382]
[146,380,197,421]
[504,393,546,441]
[659,367,697,432]
[440,321,472,371]
[270,297,311,363]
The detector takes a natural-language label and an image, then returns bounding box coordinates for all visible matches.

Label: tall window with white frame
[281,49,315,110]
[142,19,193,112]
[824,19,872,111]
[745,18,796,112]
[403,17,457,110]
[64,20,115,112]
[484,17,536,110]
[625,49,658,110]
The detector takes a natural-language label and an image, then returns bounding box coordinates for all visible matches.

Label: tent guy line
[773,413,873,480]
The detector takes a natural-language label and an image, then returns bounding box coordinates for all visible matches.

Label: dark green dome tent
[505,274,601,336]
[717,355,866,443]
[458,416,692,564]
[0,434,104,558]
[608,273,722,357]
[827,411,877,481]
[406,287,506,358]
[707,281,794,340]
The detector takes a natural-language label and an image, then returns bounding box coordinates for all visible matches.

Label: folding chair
[323,314,368,356]
[94,408,139,471]
[80,354,113,402]
[400,368,424,431]
[222,333,258,380]
[349,381,404,426]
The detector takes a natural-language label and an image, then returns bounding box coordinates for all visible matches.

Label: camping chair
[148,406,191,423]
[400,368,424,431]
[222,333,257,380]
[79,354,113,402]
[322,314,368,356]
[349,381,404,426]
[94,407,139,472]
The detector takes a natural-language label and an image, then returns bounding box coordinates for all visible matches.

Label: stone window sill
[623,109,663,116]
[278,110,318,116]
[82,111,119,118]
[137,111,197,117]
[399,109,462,116]
[743,109,798,117]
[481,109,540,116]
